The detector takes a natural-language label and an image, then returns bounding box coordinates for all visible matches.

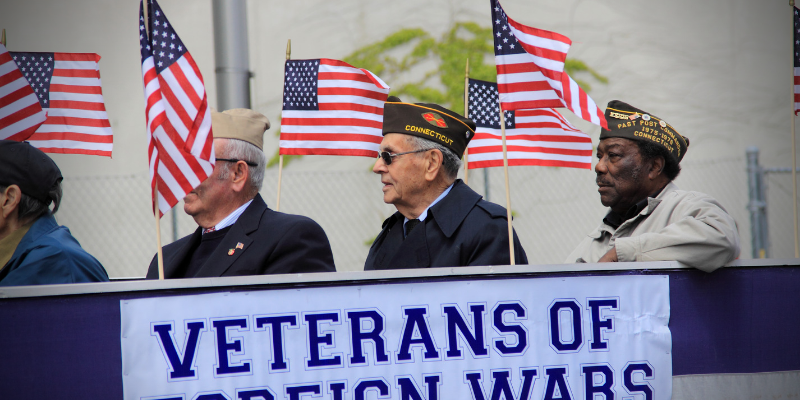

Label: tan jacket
[566,182,740,272]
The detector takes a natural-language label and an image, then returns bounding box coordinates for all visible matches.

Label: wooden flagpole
[143,0,165,279]
[276,39,290,211]
[793,0,799,257]
[1,29,6,47]
[463,59,470,184]
[154,182,165,280]
[498,107,515,265]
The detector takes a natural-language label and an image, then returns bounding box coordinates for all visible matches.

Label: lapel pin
[227,249,235,256]
[236,242,244,249]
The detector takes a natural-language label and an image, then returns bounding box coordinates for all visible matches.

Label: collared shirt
[403,183,454,236]
[0,222,33,271]
[602,186,667,229]
[203,199,253,233]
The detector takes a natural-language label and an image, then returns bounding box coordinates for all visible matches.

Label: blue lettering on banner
[237,388,275,400]
[465,369,538,400]
[286,384,322,400]
[304,313,343,368]
[152,320,206,380]
[581,364,615,400]
[213,318,251,376]
[254,315,298,372]
[443,304,488,359]
[549,300,583,353]
[492,302,528,355]
[328,381,347,400]
[543,367,574,400]
[347,310,389,365]
[354,378,390,400]
[196,393,230,400]
[396,374,440,400]
[587,299,619,351]
[623,362,654,400]
[397,307,440,362]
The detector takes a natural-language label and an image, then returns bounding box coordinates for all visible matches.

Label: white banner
[121,275,671,400]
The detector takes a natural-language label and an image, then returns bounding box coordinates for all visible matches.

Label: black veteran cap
[600,100,690,163]
[0,140,63,204]
[382,96,476,157]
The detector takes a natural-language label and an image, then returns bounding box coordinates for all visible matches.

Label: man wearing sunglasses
[146,109,335,279]
[365,97,527,270]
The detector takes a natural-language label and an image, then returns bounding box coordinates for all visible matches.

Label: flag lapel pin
[236,242,244,249]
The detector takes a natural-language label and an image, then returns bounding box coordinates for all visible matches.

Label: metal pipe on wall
[746,147,769,258]
[212,0,251,110]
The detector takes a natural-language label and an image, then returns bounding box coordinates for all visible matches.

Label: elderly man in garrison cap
[146,109,335,279]
[566,101,740,272]
[365,97,527,270]
[0,140,108,286]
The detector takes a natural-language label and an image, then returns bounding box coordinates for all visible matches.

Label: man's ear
[230,161,249,193]
[424,149,443,181]
[1,185,22,219]
[648,155,665,180]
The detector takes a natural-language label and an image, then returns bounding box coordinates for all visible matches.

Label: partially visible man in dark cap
[146,109,335,279]
[365,97,527,270]
[566,101,740,272]
[0,140,108,286]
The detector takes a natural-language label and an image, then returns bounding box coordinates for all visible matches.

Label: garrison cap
[382,96,476,157]
[0,140,63,205]
[600,100,690,163]
[211,108,271,150]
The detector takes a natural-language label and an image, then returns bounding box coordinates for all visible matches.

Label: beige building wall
[0,0,794,276]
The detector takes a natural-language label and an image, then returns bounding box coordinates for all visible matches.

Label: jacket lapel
[194,195,267,277]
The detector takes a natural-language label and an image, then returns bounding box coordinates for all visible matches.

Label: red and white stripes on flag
[794,6,800,115]
[19,53,113,156]
[491,0,607,129]
[0,44,47,141]
[279,58,390,157]
[467,78,592,169]
[140,0,214,216]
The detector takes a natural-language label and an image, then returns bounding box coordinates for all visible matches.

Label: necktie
[202,226,216,235]
[405,219,421,237]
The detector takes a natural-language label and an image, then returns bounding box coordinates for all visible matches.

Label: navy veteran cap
[600,100,690,163]
[382,96,476,157]
[0,140,63,204]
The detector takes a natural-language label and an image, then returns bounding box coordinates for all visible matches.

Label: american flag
[466,78,592,169]
[8,51,112,156]
[794,6,800,115]
[140,0,214,216]
[491,0,607,129]
[0,43,47,141]
[279,58,390,157]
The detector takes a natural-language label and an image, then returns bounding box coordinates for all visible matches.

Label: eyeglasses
[216,158,258,167]
[377,149,428,165]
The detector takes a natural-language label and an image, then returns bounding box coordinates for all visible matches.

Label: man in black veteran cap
[0,140,108,286]
[365,97,527,270]
[565,101,740,272]
[146,109,335,279]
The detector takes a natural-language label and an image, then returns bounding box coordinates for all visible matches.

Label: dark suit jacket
[146,194,335,278]
[364,180,527,270]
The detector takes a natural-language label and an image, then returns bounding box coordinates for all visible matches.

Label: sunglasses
[216,158,258,167]
[377,149,428,165]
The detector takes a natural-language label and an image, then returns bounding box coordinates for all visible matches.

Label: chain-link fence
[56,156,766,278]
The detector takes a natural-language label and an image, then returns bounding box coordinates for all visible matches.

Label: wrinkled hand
[598,246,619,263]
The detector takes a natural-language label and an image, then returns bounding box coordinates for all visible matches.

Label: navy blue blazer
[146,194,335,278]
[364,180,527,270]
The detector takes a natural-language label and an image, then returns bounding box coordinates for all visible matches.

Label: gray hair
[0,182,62,224]
[215,138,266,197]
[408,136,462,180]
